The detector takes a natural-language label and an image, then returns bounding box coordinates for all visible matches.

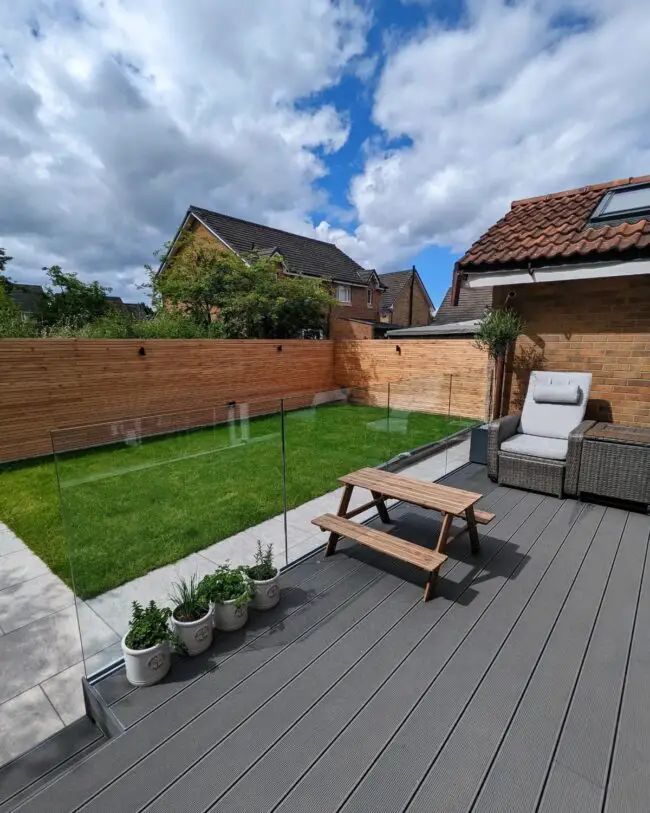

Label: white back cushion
[519,371,592,440]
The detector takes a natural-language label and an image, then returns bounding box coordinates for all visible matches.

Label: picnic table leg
[371,490,391,524]
[326,484,354,556]
[465,505,481,554]
[423,569,438,602]
[436,512,454,555]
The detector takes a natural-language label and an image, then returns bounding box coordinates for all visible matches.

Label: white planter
[250,573,280,610]
[121,636,171,687]
[172,606,213,656]
[212,598,249,631]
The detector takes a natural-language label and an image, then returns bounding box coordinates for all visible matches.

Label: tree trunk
[492,353,506,420]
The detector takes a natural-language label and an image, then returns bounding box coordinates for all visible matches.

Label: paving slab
[0,549,50,591]
[0,524,26,558]
[0,687,63,766]
[0,572,74,634]
[41,663,86,726]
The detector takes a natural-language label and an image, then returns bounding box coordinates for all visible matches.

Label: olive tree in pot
[121,601,178,687]
[198,566,253,632]
[474,307,524,420]
[169,575,213,656]
[246,542,280,611]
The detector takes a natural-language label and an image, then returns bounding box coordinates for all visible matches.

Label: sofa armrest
[487,413,521,481]
[564,419,596,496]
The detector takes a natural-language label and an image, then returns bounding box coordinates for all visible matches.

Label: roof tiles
[459,174,650,271]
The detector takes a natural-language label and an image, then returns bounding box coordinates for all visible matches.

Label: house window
[367,288,373,308]
[590,182,650,224]
[336,284,351,304]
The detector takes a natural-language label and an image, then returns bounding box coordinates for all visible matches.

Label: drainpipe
[409,266,415,326]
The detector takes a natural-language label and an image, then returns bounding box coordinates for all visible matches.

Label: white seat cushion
[500,433,568,461]
[519,371,592,440]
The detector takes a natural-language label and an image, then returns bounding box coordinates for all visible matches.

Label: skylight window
[590,183,650,224]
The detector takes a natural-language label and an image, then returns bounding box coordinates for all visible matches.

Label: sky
[2,1,650,309]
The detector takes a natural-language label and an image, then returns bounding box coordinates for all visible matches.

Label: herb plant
[124,600,173,651]
[246,541,277,581]
[198,566,253,608]
[169,574,210,622]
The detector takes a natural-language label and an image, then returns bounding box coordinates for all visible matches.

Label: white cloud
[324,0,650,272]
[0,0,369,297]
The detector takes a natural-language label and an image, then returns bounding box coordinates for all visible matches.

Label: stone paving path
[0,440,469,766]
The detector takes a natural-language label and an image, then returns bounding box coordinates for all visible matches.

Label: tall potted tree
[474,307,524,420]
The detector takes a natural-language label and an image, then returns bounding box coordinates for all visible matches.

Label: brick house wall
[329,318,375,340]
[389,276,432,326]
[495,275,650,427]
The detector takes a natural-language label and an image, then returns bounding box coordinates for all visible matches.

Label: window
[336,284,351,304]
[367,288,373,308]
[590,182,650,224]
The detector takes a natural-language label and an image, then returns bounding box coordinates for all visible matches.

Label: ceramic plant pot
[172,606,214,656]
[250,573,280,610]
[121,637,171,687]
[212,597,249,631]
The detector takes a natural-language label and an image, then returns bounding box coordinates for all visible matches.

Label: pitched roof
[188,206,367,285]
[459,174,650,272]
[378,269,414,309]
[435,285,493,325]
[8,283,45,314]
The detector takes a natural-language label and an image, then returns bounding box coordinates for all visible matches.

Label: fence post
[280,398,288,567]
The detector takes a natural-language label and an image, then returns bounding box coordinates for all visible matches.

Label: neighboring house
[387,285,492,338]
[452,173,650,426]
[106,296,152,318]
[161,206,384,337]
[378,268,435,327]
[8,283,45,320]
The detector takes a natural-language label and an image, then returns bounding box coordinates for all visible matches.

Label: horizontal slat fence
[0,338,490,461]
[334,339,489,420]
[0,340,336,460]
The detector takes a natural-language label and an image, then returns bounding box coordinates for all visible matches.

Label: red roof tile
[459,174,650,271]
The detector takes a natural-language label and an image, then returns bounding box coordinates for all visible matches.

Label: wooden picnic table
[312,467,494,601]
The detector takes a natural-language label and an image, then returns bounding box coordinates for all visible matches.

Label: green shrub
[124,600,173,650]
[169,574,210,622]
[198,566,253,607]
[246,541,277,581]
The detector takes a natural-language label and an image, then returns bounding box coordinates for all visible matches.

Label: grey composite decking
[12,463,650,813]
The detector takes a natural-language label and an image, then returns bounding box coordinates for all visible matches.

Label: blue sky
[1,0,649,306]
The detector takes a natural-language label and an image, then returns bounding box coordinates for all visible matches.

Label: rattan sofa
[487,371,594,498]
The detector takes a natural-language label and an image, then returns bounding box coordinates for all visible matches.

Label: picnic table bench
[312,467,494,601]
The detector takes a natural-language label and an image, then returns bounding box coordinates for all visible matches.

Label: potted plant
[198,566,253,631]
[169,574,213,656]
[474,306,524,420]
[121,600,174,687]
[246,542,280,610]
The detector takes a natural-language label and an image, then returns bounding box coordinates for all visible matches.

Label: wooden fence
[0,337,489,461]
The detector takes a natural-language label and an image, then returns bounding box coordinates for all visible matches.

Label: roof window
[590,182,650,224]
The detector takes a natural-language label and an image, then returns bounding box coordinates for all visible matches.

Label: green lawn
[0,404,475,598]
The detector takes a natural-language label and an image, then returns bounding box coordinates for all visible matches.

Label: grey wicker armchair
[487,371,594,498]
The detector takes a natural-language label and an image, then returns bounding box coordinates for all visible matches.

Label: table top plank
[586,422,650,446]
[339,467,482,515]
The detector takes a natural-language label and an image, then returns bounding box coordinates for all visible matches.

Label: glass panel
[603,186,650,214]
[282,385,389,563]
[387,374,480,480]
[52,397,283,678]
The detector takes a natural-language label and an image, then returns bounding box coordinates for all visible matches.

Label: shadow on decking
[336,508,531,608]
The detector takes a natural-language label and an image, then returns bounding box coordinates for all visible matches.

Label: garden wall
[334,339,490,420]
[0,340,336,460]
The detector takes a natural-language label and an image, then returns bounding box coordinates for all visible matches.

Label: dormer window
[590,182,650,225]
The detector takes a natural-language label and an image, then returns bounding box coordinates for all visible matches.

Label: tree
[0,250,38,337]
[153,234,333,338]
[474,307,524,420]
[0,247,12,274]
[40,265,112,328]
